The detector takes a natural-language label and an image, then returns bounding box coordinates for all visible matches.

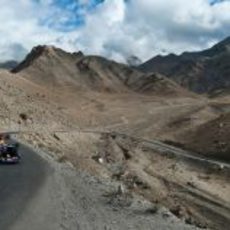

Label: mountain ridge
[11,45,193,97]
[0,60,18,70]
[139,36,230,94]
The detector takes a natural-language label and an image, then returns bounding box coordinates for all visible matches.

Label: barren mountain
[126,55,142,67]
[12,45,192,97]
[139,36,230,94]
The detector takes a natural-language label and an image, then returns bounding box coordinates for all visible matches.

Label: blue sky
[36,0,229,32]
[0,0,229,62]
[38,0,105,31]
[209,0,226,5]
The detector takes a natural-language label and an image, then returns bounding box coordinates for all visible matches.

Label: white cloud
[75,0,230,62]
[0,0,229,62]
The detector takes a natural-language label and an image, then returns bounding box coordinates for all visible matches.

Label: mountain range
[139,36,230,94]
[0,60,18,70]
[5,36,229,96]
[11,45,190,97]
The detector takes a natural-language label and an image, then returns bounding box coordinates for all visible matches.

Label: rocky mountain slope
[139,36,230,94]
[179,111,230,162]
[12,45,192,97]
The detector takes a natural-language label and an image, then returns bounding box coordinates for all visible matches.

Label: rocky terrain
[0,37,230,229]
[37,131,229,230]
[178,110,230,162]
[139,37,230,94]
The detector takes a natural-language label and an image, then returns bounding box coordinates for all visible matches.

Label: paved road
[0,144,49,230]
[142,139,230,170]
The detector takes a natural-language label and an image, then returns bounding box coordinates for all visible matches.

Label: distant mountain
[12,45,192,97]
[0,60,18,70]
[139,36,230,94]
[126,56,142,67]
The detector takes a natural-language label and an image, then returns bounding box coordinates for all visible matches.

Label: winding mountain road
[0,139,202,230]
[1,134,226,230]
[0,144,49,230]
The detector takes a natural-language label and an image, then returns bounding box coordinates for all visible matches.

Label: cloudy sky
[0,0,229,63]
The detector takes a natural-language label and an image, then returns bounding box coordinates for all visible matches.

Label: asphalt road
[0,143,49,230]
[143,139,230,169]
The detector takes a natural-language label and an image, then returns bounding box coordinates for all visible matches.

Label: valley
[0,37,230,230]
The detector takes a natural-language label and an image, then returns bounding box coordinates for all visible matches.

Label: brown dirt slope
[179,112,230,162]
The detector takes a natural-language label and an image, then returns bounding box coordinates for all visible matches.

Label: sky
[0,0,229,63]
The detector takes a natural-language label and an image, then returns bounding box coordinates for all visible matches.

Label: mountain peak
[126,56,142,67]
[12,45,74,73]
[30,45,63,57]
[34,45,56,54]
[12,45,51,73]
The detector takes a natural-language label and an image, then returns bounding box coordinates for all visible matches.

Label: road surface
[0,144,49,230]
[142,139,230,170]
